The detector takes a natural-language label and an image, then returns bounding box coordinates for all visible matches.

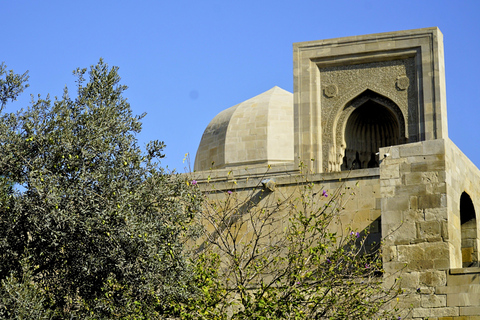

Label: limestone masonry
[194,28,480,319]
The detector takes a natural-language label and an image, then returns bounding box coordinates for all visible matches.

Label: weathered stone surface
[460,306,480,316]
[420,294,447,308]
[420,271,447,287]
[412,306,459,318]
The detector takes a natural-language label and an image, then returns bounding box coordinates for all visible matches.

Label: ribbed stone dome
[194,87,294,171]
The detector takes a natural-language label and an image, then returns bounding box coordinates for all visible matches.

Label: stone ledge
[450,267,480,275]
[193,166,380,189]
[436,285,480,294]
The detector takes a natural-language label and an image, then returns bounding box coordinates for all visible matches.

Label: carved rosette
[396,75,410,91]
[324,84,338,98]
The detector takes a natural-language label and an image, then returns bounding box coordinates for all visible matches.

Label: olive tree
[0,60,202,318]
[0,62,29,111]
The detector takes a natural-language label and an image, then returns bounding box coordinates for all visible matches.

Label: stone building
[193,28,480,319]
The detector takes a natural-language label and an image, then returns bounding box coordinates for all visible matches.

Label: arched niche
[337,90,406,171]
[460,192,478,267]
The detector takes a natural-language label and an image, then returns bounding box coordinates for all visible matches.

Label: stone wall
[379,139,480,319]
[193,137,480,318]
[445,138,480,269]
[193,164,382,240]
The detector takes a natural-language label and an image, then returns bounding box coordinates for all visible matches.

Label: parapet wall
[193,163,382,247]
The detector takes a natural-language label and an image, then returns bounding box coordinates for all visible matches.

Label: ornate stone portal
[194,28,480,318]
[293,28,447,173]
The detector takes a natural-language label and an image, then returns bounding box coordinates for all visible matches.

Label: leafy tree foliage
[0,60,202,318]
[0,62,29,111]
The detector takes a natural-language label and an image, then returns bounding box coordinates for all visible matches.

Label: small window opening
[460,192,477,267]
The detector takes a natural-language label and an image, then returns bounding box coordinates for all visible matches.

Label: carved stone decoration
[396,75,410,91]
[329,91,406,171]
[318,58,417,171]
[324,84,338,98]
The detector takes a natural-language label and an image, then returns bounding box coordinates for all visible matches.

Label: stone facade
[193,28,480,319]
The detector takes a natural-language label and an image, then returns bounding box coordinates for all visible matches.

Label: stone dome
[194,86,294,171]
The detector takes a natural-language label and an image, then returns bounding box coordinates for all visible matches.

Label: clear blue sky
[2,1,480,171]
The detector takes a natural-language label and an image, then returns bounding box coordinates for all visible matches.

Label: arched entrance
[460,192,477,267]
[341,92,402,171]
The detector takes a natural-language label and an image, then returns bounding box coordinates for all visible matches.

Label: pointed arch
[325,88,407,171]
[460,192,478,267]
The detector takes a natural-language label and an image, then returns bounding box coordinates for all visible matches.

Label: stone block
[422,207,446,220]
[383,261,407,274]
[383,196,410,211]
[436,285,480,294]
[447,273,480,286]
[404,172,424,185]
[462,247,474,264]
[410,162,428,172]
[420,270,447,287]
[385,221,417,245]
[382,209,403,225]
[390,146,400,159]
[441,220,450,239]
[383,245,397,262]
[460,306,480,316]
[398,244,425,263]
[400,271,420,288]
[428,236,444,242]
[423,139,446,155]
[403,209,427,221]
[395,184,427,198]
[382,163,400,179]
[409,259,435,271]
[420,294,447,308]
[433,258,451,270]
[418,194,443,209]
[424,242,450,261]
[399,143,423,157]
[381,185,396,197]
[426,182,447,194]
[404,171,442,186]
[412,306,459,317]
[447,293,480,307]
[417,221,442,239]
[369,208,381,221]
[392,293,422,309]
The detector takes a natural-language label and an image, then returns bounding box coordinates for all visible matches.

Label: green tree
[0,62,28,207]
[0,60,202,318]
[0,62,29,111]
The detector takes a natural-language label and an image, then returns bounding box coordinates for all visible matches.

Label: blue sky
[2,0,480,171]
